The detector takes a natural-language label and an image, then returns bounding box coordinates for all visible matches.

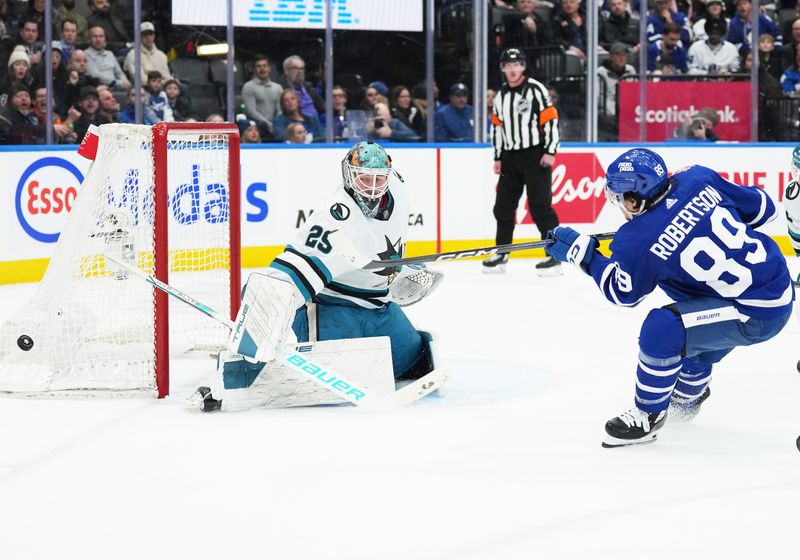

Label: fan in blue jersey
[545,148,794,448]
[193,141,443,412]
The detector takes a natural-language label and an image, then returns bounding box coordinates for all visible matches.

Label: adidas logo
[665,198,678,209]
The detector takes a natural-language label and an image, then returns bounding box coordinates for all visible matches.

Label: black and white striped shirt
[491,77,559,160]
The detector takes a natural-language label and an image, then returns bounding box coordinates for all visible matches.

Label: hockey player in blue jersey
[194,141,442,411]
[545,148,794,448]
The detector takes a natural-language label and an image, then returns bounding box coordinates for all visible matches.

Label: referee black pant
[493,146,559,245]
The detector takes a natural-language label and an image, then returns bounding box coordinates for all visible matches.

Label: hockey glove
[545,226,598,272]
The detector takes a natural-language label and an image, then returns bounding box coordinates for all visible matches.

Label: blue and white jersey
[266,179,409,309]
[588,165,793,319]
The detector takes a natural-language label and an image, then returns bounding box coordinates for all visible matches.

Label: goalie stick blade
[367,369,450,413]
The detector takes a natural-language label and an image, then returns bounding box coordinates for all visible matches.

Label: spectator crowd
[1,0,800,144]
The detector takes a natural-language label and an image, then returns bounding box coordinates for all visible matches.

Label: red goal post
[153,123,241,397]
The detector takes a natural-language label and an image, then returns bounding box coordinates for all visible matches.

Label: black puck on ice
[17,335,33,351]
[797,435,800,453]
[797,360,800,373]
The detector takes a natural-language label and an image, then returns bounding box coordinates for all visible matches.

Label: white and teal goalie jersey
[785,179,800,255]
[267,180,410,309]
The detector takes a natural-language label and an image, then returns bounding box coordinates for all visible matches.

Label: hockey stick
[104,254,448,412]
[331,230,617,269]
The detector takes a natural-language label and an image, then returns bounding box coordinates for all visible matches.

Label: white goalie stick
[104,254,448,412]
[331,230,617,269]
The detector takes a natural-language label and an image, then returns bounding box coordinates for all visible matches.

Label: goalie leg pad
[228,272,297,363]
[317,301,422,378]
[215,337,395,410]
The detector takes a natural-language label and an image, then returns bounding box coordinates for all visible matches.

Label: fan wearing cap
[692,0,729,43]
[123,22,172,84]
[0,83,44,144]
[598,43,636,127]
[434,83,474,142]
[484,47,562,275]
[687,18,739,74]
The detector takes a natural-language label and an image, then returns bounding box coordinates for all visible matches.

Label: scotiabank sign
[618,82,750,142]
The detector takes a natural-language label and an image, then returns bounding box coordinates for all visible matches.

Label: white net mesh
[0,124,234,396]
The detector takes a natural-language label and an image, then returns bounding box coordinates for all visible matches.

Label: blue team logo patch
[330,202,351,221]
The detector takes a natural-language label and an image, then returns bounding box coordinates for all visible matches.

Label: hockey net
[0,123,241,397]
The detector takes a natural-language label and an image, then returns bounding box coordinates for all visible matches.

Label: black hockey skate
[668,387,711,423]
[535,256,563,277]
[187,386,222,412]
[482,253,508,273]
[602,407,667,448]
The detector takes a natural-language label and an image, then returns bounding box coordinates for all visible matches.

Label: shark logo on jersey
[374,235,404,278]
[515,97,531,114]
[330,202,351,221]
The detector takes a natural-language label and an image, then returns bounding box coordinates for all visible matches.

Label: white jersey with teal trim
[785,180,800,256]
[267,179,410,309]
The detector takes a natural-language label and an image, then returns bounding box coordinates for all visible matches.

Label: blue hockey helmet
[605,148,669,218]
[792,144,800,182]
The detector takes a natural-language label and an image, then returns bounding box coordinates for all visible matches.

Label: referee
[483,48,561,275]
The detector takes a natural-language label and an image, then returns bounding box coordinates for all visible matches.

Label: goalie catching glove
[389,265,444,307]
[545,226,599,273]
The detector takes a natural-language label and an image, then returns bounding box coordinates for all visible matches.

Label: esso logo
[521,153,606,224]
[15,157,84,243]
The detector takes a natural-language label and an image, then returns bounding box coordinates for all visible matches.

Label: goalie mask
[342,141,392,217]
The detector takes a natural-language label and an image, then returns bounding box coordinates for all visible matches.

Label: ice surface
[1,262,799,559]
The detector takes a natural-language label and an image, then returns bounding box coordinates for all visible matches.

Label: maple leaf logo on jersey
[374,235,404,278]
[665,198,678,209]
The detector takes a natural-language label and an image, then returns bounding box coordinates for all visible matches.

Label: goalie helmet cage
[0,123,241,398]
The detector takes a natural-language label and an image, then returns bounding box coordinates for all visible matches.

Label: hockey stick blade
[104,253,445,411]
[332,230,616,269]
